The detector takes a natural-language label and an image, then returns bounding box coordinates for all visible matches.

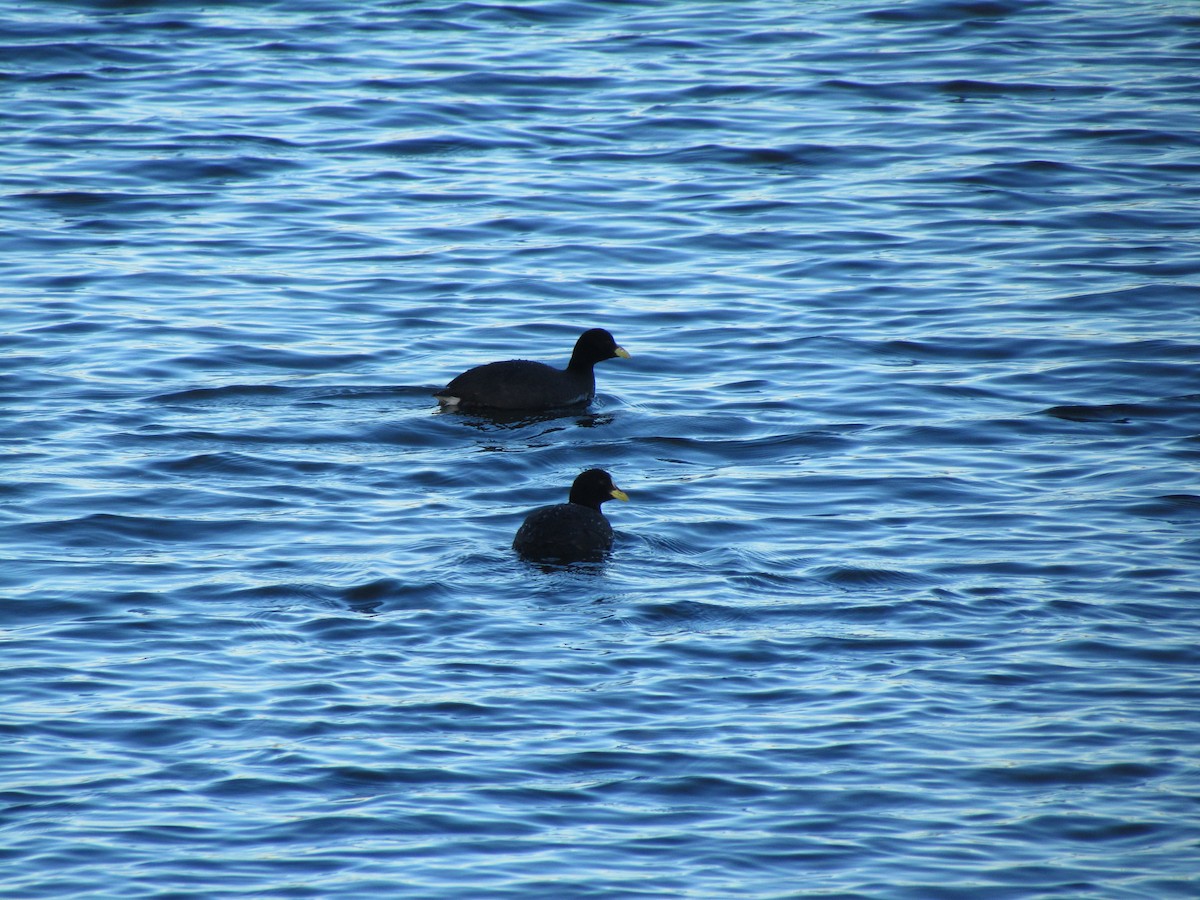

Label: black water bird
[513,468,628,563]
[436,328,629,411]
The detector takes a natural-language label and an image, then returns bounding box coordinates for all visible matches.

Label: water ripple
[3,0,1199,897]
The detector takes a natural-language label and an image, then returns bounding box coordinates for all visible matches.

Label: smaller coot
[436,328,629,411]
[513,468,628,563]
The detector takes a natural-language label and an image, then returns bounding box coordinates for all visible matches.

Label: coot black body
[436,328,629,411]
[513,469,628,563]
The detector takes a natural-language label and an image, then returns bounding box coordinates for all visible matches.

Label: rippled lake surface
[4,1,1200,897]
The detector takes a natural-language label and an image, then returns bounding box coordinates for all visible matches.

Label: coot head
[568,328,631,371]
[568,468,629,510]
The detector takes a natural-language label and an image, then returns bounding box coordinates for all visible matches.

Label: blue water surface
[3,1,1199,897]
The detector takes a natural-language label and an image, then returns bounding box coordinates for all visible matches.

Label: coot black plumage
[436,328,629,411]
[513,468,628,563]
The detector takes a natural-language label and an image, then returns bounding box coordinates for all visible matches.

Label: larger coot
[436,328,629,411]
[513,468,628,563]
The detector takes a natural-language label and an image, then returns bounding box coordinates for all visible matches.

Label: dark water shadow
[435,404,616,433]
[514,554,611,577]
